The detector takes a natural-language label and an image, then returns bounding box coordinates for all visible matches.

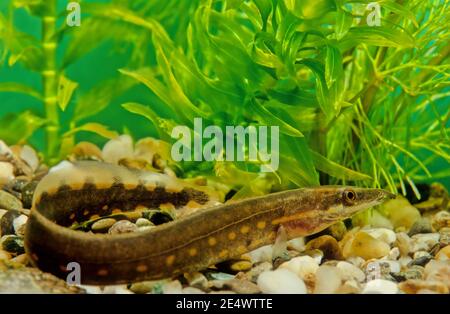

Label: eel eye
[343,189,357,204]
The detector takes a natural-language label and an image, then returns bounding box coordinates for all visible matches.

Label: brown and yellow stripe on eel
[24,161,395,285]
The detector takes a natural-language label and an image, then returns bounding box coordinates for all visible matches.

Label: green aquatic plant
[0,0,200,163]
[119,0,449,197]
[0,0,448,198]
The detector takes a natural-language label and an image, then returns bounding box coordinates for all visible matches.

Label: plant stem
[42,0,59,161]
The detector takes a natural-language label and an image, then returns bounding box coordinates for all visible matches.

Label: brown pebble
[306,235,343,260]
[399,279,449,294]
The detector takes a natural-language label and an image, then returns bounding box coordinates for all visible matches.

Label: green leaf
[73,76,136,122]
[251,98,304,137]
[0,82,41,100]
[297,58,334,118]
[0,111,46,144]
[57,75,78,111]
[339,26,415,49]
[309,150,372,181]
[63,123,119,139]
[325,45,343,88]
[121,102,179,141]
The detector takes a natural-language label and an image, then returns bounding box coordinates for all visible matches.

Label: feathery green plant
[120,0,449,197]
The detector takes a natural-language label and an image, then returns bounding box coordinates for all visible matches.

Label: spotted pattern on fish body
[24,161,395,285]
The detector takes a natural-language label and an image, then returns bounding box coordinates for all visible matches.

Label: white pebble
[336,261,366,282]
[413,251,431,259]
[411,233,440,252]
[279,256,318,280]
[102,285,134,294]
[398,256,413,268]
[257,268,307,294]
[102,135,134,164]
[314,266,342,294]
[13,215,28,236]
[183,287,205,294]
[20,145,39,172]
[0,162,14,185]
[163,280,183,294]
[388,247,400,260]
[362,279,398,294]
[346,256,365,268]
[287,237,305,251]
[364,228,396,245]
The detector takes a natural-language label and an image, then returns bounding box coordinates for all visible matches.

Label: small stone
[336,261,365,282]
[0,249,11,260]
[408,255,432,267]
[302,249,323,265]
[128,281,159,294]
[336,280,361,294]
[279,256,318,284]
[184,272,208,290]
[380,197,421,229]
[0,261,85,293]
[108,220,138,234]
[182,287,205,294]
[327,221,347,240]
[1,210,21,235]
[439,228,450,246]
[235,262,272,282]
[435,245,450,260]
[408,218,433,236]
[13,214,27,236]
[102,135,134,165]
[287,238,305,252]
[391,265,424,282]
[0,190,22,211]
[11,253,28,265]
[70,142,103,161]
[412,251,431,259]
[395,232,411,256]
[343,231,390,260]
[1,235,25,254]
[0,162,14,186]
[362,279,398,294]
[346,256,365,268]
[314,265,342,294]
[91,218,117,233]
[19,145,39,172]
[363,228,396,245]
[398,256,413,268]
[162,280,183,294]
[205,271,236,282]
[410,233,440,252]
[424,260,450,287]
[137,225,155,233]
[388,247,400,260]
[399,279,448,294]
[21,181,38,209]
[364,261,399,281]
[431,211,450,231]
[306,235,343,260]
[210,279,261,294]
[257,268,307,294]
[135,218,154,228]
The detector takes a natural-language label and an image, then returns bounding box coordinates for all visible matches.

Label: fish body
[25,161,394,284]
